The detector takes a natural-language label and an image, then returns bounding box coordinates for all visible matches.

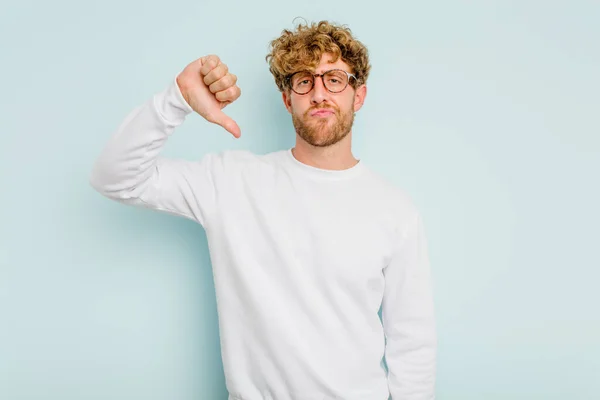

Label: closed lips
[310,109,335,116]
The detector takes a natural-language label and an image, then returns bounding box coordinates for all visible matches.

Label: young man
[90,20,436,400]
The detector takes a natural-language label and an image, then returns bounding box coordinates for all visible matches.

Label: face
[282,53,367,148]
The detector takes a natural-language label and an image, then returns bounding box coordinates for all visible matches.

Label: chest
[217,175,397,290]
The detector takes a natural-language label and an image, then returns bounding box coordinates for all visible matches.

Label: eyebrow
[312,68,352,74]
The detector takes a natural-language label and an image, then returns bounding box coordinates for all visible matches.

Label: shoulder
[201,148,286,177]
[214,148,284,166]
[360,165,420,218]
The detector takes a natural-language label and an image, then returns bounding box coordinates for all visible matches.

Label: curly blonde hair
[266,20,371,92]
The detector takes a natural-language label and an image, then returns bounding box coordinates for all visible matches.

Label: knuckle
[200,55,225,77]
[225,75,235,87]
[217,86,234,101]
[216,64,228,79]
[203,56,217,69]
[208,81,217,93]
[215,90,227,101]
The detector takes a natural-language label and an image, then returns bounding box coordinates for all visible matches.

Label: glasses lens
[291,72,314,94]
[323,70,349,92]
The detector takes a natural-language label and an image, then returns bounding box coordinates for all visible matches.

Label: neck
[292,133,359,170]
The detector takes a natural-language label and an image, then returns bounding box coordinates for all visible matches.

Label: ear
[282,90,293,114]
[353,84,367,113]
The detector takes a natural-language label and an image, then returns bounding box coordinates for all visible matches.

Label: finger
[199,55,221,76]
[208,73,237,94]
[215,86,241,103]
[203,63,228,87]
[209,110,241,138]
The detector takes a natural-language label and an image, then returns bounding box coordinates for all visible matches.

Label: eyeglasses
[287,69,357,95]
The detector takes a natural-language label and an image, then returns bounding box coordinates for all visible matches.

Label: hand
[176,55,242,138]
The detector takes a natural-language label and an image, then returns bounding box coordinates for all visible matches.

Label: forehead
[314,53,351,73]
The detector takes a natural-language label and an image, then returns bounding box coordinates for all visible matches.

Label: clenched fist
[176,55,242,138]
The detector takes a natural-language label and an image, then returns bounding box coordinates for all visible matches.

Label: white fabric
[90,77,437,400]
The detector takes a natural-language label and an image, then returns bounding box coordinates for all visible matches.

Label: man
[90,20,436,400]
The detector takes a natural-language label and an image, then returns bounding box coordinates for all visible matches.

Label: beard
[292,104,354,148]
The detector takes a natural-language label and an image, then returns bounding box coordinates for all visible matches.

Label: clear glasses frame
[287,69,357,95]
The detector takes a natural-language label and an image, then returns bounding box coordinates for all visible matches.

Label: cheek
[291,99,310,115]
[346,94,358,111]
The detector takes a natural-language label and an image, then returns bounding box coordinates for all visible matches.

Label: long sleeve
[382,211,437,399]
[89,77,218,227]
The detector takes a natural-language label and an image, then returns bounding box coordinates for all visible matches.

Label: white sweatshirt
[90,77,436,400]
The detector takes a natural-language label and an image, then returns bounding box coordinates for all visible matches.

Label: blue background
[1,1,598,399]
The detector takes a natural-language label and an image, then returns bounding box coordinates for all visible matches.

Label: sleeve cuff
[153,75,195,127]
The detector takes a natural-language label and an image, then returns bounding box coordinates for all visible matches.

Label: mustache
[305,105,338,116]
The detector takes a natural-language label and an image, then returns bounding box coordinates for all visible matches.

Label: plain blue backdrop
[1,1,598,399]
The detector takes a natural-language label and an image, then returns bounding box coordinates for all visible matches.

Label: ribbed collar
[282,148,365,181]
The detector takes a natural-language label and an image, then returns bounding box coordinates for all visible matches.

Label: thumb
[209,110,241,138]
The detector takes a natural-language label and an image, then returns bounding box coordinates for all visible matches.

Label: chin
[307,130,349,148]
[292,110,353,148]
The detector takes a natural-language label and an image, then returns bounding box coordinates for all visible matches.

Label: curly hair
[265,20,371,92]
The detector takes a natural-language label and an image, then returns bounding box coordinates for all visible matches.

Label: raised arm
[89,55,241,227]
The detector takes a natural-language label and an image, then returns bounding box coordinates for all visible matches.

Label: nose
[310,76,328,105]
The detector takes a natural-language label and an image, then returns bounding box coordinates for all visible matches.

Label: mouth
[309,109,335,117]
